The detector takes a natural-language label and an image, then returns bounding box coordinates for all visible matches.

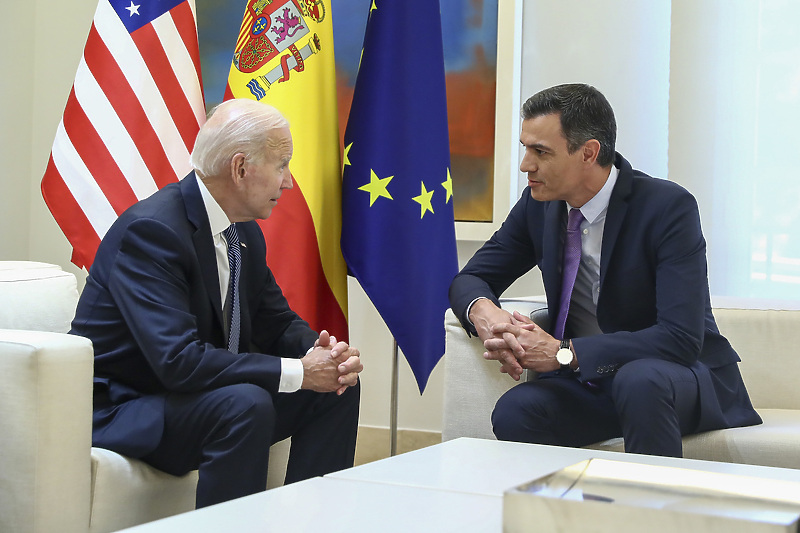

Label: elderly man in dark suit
[72,99,362,507]
[449,83,760,457]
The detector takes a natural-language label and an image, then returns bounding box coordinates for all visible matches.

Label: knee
[216,384,276,428]
[612,360,675,404]
[491,397,519,441]
[491,385,549,442]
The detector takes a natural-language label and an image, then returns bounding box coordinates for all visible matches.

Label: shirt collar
[196,176,231,236]
[567,165,619,224]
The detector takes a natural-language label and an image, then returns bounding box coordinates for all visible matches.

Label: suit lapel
[181,173,225,329]
[599,153,634,290]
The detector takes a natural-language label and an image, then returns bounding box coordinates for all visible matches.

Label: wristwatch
[556,338,573,369]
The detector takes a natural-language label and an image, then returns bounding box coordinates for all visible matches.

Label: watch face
[556,347,573,365]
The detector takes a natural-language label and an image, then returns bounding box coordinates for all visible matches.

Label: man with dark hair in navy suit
[72,99,362,507]
[449,83,760,457]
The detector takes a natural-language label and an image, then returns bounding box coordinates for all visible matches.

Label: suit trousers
[141,381,360,507]
[491,359,700,457]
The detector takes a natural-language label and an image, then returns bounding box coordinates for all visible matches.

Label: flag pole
[390,339,399,456]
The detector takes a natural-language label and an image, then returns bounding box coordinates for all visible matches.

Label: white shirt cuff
[466,296,489,326]
[279,357,304,393]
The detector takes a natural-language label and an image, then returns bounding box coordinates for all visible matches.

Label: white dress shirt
[196,177,304,392]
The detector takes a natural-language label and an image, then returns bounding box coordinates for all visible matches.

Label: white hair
[190,99,289,179]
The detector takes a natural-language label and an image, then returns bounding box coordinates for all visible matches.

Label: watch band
[556,338,573,369]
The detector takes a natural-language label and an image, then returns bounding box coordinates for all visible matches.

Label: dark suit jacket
[449,153,761,433]
[71,172,318,457]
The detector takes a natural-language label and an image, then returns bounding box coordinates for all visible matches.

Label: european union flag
[341,0,458,393]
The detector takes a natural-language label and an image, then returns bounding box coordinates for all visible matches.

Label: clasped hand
[301,330,363,395]
[472,302,560,380]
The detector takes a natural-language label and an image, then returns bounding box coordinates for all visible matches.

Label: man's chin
[528,188,550,202]
[255,207,274,220]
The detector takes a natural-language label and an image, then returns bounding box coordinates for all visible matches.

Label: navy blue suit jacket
[72,173,318,457]
[449,153,760,433]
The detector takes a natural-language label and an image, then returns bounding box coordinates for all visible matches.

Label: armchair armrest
[442,297,547,442]
[0,329,94,533]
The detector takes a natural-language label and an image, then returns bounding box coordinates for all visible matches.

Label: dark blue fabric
[340,0,457,392]
[140,381,359,507]
[492,359,701,457]
[109,0,185,33]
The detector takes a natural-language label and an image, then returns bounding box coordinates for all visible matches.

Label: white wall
[1,2,36,261]
[0,0,95,277]
[668,0,800,307]
[519,0,671,191]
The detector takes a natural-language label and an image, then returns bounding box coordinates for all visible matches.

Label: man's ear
[582,139,601,165]
[229,153,247,184]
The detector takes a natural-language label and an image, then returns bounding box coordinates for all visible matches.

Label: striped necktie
[223,224,241,354]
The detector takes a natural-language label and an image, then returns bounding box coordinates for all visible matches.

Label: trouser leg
[611,359,700,457]
[491,375,622,447]
[273,380,361,484]
[142,383,275,508]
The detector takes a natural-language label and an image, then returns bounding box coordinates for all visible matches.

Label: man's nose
[520,155,536,173]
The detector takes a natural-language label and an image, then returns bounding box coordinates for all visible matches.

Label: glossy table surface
[329,437,800,495]
[120,438,800,532]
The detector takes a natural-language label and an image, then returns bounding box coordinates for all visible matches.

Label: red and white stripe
[42,0,205,269]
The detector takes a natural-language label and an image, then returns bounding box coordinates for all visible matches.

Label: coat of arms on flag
[232,0,325,99]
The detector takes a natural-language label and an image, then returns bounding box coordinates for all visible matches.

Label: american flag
[42,0,205,269]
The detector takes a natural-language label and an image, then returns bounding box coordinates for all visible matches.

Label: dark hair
[521,84,617,167]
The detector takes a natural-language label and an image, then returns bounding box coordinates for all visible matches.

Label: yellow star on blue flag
[359,169,394,206]
[412,182,435,218]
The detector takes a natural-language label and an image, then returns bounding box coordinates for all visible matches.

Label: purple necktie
[553,208,584,340]
[223,224,241,354]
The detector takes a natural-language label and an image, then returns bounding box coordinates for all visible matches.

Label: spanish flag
[224,0,347,340]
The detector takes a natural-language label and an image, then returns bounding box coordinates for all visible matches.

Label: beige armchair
[0,262,288,533]
[443,296,800,469]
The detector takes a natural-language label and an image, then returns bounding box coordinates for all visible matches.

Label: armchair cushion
[0,262,78,333]
[89,449,197,533]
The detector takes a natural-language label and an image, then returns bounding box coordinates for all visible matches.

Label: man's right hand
[468,299,524,381]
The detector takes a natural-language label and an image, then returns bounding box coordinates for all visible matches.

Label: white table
[330,437,800,496]
[118,438,800,532]
[117,476,500,532]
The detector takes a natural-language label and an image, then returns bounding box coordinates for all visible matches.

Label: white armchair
[0,262,289,533]
[443,296,800,469]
